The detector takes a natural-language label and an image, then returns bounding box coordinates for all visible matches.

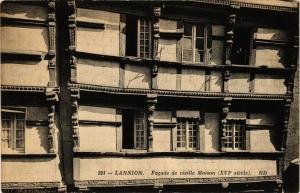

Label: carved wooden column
[220,97,232,151]
[46,88,59,153]
[223,13,236,92]
[68,0,77,83]
[281,98,292,151]
[146,94,157,152]
[48,0,56,87]
[151,6,161,90]
[71,87,80,152]
[285,26,298,95]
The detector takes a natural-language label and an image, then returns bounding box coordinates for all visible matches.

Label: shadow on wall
[283,158,299,193]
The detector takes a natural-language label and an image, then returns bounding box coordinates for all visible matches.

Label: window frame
[1,108,26,153]
[176,118,200,151]
[133,111,147,150]
[181,22,207,64]
[137,18,152,59]
[223,119,247,151]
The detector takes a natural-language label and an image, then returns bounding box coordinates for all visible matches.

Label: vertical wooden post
[46,88,59,153]
[71,87,80,152]
[48,0,56,87]
[146,94,157,152]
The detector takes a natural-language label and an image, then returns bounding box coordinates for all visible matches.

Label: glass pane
[195,50,204,62]
[196,24,204,37]
[16,113,25,119]
[182,49,193,62]
[196,38,204,50]
[2,120,11,128]
[17,120,25,129]
[184,23,192,36]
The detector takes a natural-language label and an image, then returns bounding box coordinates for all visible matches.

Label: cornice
[70,83,290,101]
[74,176,280,187]
[1,85,47,92]
[189,0,298,13]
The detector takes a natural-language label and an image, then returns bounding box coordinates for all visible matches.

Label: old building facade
[1,0,299,192]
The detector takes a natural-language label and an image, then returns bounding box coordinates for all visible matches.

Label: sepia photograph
[0,0,299,192]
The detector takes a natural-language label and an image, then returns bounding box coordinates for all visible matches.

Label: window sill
[1,153,57,159]
[73,151,284,158]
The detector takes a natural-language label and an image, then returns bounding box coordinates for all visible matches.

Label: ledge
[77,20,105,29]
[153,122,177,127]
[70,83,290,101]
[79,120,122,127]
[1,85,47,92]
[26,120,49,126]
[73,151,284,158]
[2,153,57,159]
[1,17,48,27]
[75,51,294,74]
[1,52,43,61]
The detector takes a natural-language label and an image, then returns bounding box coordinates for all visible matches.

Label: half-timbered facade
[1,0,298,192]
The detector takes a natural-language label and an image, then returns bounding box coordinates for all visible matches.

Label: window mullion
[137,19,141,58]
[13,114,16,150]
[186,121,189,150]
[233,123,236,150]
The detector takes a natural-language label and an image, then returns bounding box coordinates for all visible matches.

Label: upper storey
[1,1,57,88]
[70,1,298,98]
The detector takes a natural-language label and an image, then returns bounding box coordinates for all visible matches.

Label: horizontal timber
[79,120,122,127]
[75,51,294,74]
[70,83,290,101]
[73,151,284,158]
[2,153,57,159]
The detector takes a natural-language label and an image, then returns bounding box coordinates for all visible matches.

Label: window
[231,26,252,65]
[223,120,246,150]
[176,118,198,150]
[126,16,152,59]
[122,110,147,150]
[1,109,25,153]
[182,23,206,63]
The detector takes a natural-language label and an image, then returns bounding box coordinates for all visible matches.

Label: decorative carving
[146,94,157,152]
[220,97,232,150]
[223,69,230,92]
[74,175,280,187]
[68,83,289,100]
[68,0,76,51]
[70,86,80,151]
[225,14,236,65]
[70,55,77,82]
[152,7,161,60]
[46,87,59,153]
[48,0,56,87]
[281,98,292,151]
[1,85,46,92]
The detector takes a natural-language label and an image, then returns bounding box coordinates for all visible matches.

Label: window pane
[182,37,192,49]
[195,50,204,62]
[184,23,192,36]
[196,24,205,37]
[196,38,204,50]
[182,49,193,62]
[134,111,146,149]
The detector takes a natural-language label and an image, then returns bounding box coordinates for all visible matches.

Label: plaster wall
[77,59,119,87]
[124,64,151,89]
[181,69,205,91]
[157,67,177,90]
[76,9,120,56]
[1,26,48,53]
[254,74,286,94]
[228,73,250,93]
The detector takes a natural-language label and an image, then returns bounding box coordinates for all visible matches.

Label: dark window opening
[122,109,135,149]
[126,16,138,57]
[126,16,151,58]
[122,110,147,149]
[231,27,252,65]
